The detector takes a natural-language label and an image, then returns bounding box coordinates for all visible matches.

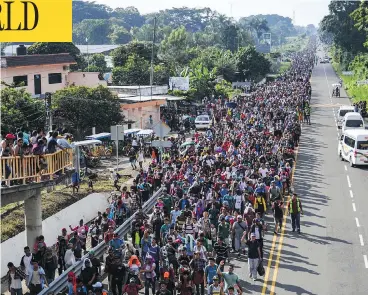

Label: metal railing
[39,187,164,295]
[0,149,73,184]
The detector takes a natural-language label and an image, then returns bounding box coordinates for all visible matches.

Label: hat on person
[5,134,16,139]
[163,271,170,279]
[92,282,102,288]
[213,275,219,281]
[251,233,256,237]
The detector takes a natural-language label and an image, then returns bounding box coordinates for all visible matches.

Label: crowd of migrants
[0,129,74,186]
[6,40,316,295]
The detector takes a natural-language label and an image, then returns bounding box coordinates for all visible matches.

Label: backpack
[152,213,163,226]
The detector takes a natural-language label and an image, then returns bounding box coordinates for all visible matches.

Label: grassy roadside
[332,62,368,104]
[273,35,308,54]
[279,61,291,74]
[0,175,128,242]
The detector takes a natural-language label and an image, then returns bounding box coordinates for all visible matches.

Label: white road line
[344,165,347,171]
[355,217,360,228]
[350,190,354,198]
[364,255,368,269]
[347,175,351,188]
[359,234,365,246]
[323,64,332,97]
[352,203,356,212]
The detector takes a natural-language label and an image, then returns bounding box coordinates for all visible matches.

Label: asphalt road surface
[231,54,368,295]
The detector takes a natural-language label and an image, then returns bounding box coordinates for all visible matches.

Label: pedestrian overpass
[0,149,74,247]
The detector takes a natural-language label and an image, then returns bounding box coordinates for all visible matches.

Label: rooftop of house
[1,53,76,68]
[3,44,120,56]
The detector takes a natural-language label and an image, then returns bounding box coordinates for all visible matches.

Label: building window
[48,73,62,84]
[13,75,28,87]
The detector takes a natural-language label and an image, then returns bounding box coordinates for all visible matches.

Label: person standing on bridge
[289,193,303,233]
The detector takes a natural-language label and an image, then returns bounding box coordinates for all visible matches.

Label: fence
[0,149,73,185]
[38,187,164,295]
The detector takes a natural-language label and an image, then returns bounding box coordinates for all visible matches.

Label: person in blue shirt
[220,185,229,198]
[109,233,124,252]
[178,196,190,210]
[204,258,218,286]
[75,277,88,295]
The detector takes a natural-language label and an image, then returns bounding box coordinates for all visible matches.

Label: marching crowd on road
[5,38,316,295]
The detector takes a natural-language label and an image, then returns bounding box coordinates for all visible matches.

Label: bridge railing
[38,187,164,295]
[0,149,73,184]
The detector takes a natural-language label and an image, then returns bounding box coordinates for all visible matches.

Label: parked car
[195,115,211,130]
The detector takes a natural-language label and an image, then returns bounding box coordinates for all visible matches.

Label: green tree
[108,25,132,44]
[73,19,111,44]
[320,1,366,54]
[85,53,107,72]
[153,64,171,85]
[1,42,9,55]
[189,64,217,99]
[0,87,45,132]
[53,85,122,138]
[159,26,189,71]
[27,42,84,70]
[111,6,145,29]
[112,54,150,85]
[72,1,111,24]
[236,46,271,81]
[111,41,156,67]
[350,1,368,48]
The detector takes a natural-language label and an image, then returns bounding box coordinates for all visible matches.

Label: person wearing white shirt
[20,246,34,276]
[57,135,72,149]
[258,164,269,178]
[137,149,144,169]
[234,193,245,213]
[64,243,76,269]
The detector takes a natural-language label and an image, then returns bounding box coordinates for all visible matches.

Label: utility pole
[45,92,52,132]
[86,38,89,71]
[150,17,157,100]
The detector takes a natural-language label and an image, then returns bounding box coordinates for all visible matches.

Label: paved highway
[232,54,368,294]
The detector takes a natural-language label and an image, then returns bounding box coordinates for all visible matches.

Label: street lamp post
[149,17,157,100]
[86,37,89,71]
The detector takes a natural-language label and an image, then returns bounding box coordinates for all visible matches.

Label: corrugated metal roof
[2,53,76,68]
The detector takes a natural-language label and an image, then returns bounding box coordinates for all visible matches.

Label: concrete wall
[1,64,70,95]
[108,85,168,96]
[0,193,109,276]
[122,104,161,129]
[68,72,107,87]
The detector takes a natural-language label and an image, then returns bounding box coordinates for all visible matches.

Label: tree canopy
[27,42,85,70]
[52,85,122,138]
[0,88,45,133]
[70,3,300,46]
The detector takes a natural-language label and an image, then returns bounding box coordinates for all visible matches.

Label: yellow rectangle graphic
[0,0,72,42]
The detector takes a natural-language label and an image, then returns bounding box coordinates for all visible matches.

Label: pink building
[1,53,106,97]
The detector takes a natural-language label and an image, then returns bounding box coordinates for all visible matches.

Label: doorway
[34,74,41,95]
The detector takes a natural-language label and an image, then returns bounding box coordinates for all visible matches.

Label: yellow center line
[269,147,300,295]
[261,146,300,294]
[261,230,278,293]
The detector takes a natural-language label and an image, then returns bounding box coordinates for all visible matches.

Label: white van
[341,112,365,134]
[338,129,368,167]
[337,106,355,128]
[195,115,211,130]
